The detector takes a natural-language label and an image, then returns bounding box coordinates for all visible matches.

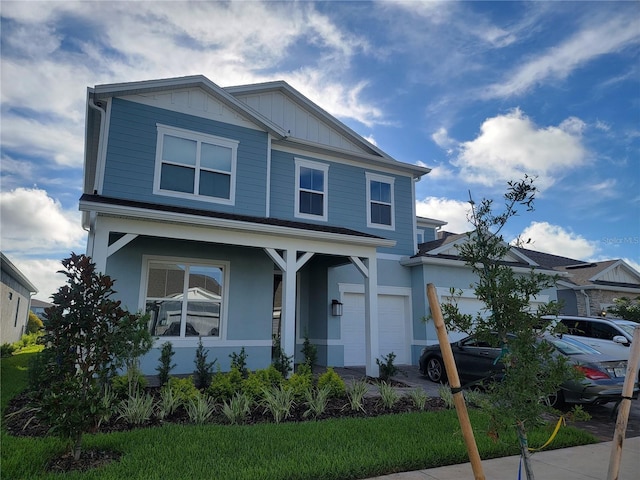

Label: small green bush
[272,346,293,377]
[111,369,148,399]
[301,334,317,368]
[317,367,346,398]
[376,352,399,382]
[261,384,296,423]
[1,343,16,357]
[221,392,253,425]
[378,382,400,409]
[346,379,369,412]
[242,366,283,400]
[206,367,243,402]
[193,339,216,390]
[229,347,249,378]
[156,342,176,387]
[185,393,216,425]
[117,393,156,425]
[286,370,313,399]
[167,376,200,404]
[26,312,43,334]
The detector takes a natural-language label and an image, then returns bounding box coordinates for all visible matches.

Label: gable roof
[225,80,429,178]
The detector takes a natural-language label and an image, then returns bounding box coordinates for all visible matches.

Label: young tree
[607,296,640,322]
[37,253,152,461]
[440,177,575,480]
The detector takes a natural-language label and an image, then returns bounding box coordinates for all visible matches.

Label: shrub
[272,346,293,377]
[301,334,317,368]
[193,338,216,390]
[156,342,176,387]
[26,311,43,334]
[376,352,399,382]
[111,368,148,400]
[207,367,243,402]
[1,343,16,357]
[229,347,249,379]
[286,370,313,399]
[242,366,283,400]
[167,376,200,405]
[317,367,346,398]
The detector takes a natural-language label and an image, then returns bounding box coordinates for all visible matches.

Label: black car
[419,333,638,406]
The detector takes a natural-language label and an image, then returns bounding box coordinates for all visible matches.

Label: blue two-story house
[80,75,559,377]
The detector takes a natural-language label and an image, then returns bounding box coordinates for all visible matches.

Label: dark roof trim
[79,194,391,243]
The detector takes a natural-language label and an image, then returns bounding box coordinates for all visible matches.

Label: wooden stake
[607,326,640,480]
[427,283,485,480]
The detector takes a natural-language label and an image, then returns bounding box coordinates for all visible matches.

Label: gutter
[581,289,591,316]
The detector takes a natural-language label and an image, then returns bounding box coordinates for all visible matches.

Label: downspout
[88,97,106,195]
[580,289,591,316]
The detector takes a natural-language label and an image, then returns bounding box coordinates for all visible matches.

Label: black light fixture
[331,299,343,316]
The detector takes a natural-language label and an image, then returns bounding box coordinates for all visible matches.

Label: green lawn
[1,352,597,480]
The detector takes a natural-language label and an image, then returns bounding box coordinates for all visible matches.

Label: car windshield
[615,323,637,337]
[547,335,601,355]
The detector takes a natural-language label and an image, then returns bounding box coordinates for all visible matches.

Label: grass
[1,351,597,480]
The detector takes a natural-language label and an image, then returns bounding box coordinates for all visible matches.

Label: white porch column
[280,249,297,369]
[90,217,110,273]
[363,255,379,377]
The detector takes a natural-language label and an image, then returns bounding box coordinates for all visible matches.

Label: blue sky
[1,1,639,301]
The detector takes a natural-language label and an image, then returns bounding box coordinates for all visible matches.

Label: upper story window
[295,158,328,221]
[366,172,395,230]
[154,124,238,204]
[144,258,228,339]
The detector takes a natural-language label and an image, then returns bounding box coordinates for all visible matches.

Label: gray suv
[550,315,638,359]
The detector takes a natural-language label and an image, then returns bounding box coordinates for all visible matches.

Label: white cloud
[10,257,68,303]
[415,197,472,234]
[454,109,587,189]
[516,221,597,260]
[0,188,86,254]
[485,14,640,98]
[431,127,456,150]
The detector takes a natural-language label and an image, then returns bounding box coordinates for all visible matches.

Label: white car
[546,315,639,359]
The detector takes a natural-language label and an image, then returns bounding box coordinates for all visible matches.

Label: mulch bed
[4,387,446,474]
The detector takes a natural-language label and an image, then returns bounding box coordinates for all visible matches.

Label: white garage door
[342,292,409,366]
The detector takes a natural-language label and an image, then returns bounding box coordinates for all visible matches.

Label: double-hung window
[154,124,237,204]
[366,172,395,229]
[295,158,328,221]
[144,258,228,339]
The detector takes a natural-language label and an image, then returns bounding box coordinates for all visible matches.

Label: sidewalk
[365,436,640,479]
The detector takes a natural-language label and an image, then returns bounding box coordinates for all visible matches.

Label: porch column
[90,218,110,273]
[280,249,297,369]
[363,256,379,377]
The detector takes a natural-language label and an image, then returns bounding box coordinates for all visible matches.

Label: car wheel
[426,357,447,383]
[545,390,565,409]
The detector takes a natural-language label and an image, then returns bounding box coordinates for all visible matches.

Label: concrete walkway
[365,436,640,479]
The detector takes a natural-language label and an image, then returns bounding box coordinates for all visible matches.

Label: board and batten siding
[269,149,416,256]
[102,98,270,217]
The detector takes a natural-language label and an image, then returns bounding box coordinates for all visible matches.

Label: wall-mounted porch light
[331,299,343,317]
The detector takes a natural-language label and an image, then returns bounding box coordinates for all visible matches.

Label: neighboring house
[404,232,562,345]
[1,253,38,344]
[30,299,53,322]
[80,75,431,377]
[513,249,640,318]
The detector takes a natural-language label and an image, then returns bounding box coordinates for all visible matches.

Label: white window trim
[140,255,230,347]
[153,124,238,205]
[365,172,395,230]
[294,157,329,222]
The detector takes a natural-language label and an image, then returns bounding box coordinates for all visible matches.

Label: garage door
[342,293,409,366]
